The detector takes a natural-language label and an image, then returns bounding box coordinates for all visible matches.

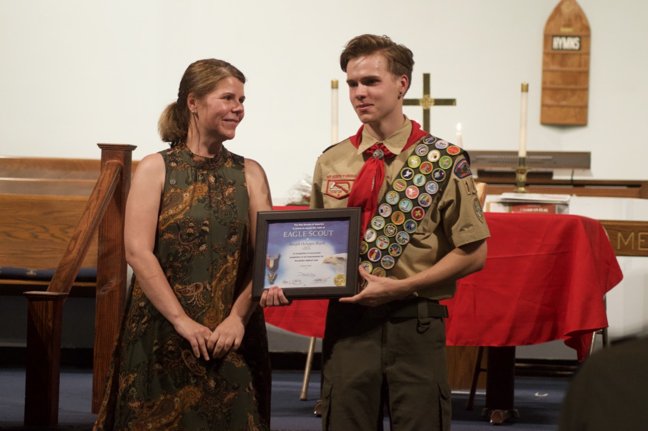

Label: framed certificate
[252,207,361,300]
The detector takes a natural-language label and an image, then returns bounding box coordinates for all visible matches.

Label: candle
[518,82,529,158]
[331,79,339,144]
[455,122,463,148]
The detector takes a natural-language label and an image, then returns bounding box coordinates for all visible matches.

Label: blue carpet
[0,368,567,430]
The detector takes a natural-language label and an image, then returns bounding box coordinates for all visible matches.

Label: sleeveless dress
[94,144,271,431]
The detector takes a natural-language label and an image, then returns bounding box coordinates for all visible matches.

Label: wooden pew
[0,193,98,296]
[0,158,98,294]
[0,157,139,295]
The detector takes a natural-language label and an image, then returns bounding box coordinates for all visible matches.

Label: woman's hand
[173,315,213,361]
[208,315,245,359]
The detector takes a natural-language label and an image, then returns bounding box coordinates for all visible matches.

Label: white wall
[1,0,647,355]
[1,0,647,202]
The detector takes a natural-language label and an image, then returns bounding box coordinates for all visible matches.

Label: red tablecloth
[263,212,623,361]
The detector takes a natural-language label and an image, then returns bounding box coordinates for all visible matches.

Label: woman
[94,59,272,430]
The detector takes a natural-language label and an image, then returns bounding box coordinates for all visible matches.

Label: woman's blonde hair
[158,59,246,146]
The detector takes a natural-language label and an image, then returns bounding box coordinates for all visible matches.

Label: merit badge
[381,255,396,270]
[405,185,420,199]
[372,266,387,277]
[418,193,433,207]
[386,191,400,205]
[415,143,430,157]
[407,155,422,169]
[413,174,426,187]
[384,223,398,237]
[360,261,373,273]
[359,241,369,254]
[398,198,413,213]
[425,181,439,195]
[400,167,414,180]
[432,169,447,182]
[439,155,453,170]
[447,145,461,156]
[379,203,393,217]
[392,178,407,192]
[395,231,410,245]
[376,235,390,250]
[367,247,382,262]
[371,216,386,231]
[411,206,425,221]
[364,229,377,243]
[388,243,402,257]
[435,140,449,150]
[427,149,441,162]
[423,135,438,145]
[404,219,418,233]
[419,161,433,174]
[391,211,405,225]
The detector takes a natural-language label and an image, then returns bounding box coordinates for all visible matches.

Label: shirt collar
[356,117,412,156]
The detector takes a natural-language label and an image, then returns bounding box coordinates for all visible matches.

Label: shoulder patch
[454,158,472,179]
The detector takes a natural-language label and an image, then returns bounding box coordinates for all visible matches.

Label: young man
[264,34,489,430]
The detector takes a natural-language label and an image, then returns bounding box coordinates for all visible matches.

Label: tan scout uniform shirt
[311,120,490,300]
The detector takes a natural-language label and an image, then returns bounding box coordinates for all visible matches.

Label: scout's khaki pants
[321,300,451,431]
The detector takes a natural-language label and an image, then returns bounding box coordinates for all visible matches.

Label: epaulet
[321,142,341,154]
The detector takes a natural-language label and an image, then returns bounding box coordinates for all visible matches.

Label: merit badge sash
[358,135,467,277]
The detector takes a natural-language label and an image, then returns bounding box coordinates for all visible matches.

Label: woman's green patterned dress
[94,144,271,431]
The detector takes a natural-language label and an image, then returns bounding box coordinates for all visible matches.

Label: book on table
[486,192,570,214]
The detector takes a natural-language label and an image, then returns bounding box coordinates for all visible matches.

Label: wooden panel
[0,157,99,196]
[0,156,101,179]
[599,220,648,257]
[477,179,648,199]
[447,346,486,391]
[0,194,98,269]
[541,0,591,125]
[470,150,590,171]
[484,184,648,199]
[0,178,95,196]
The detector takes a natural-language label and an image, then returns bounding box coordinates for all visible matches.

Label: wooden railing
[22,144,135,427]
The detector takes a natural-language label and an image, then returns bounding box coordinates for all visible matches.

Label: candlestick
[331,79,339,145]
[518,82,529,158]
[455,122,463,148]
[515,160,528,193]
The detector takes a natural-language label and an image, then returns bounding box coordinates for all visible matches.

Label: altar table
[263,212,623,419]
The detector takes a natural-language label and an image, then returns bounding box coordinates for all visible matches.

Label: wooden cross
[403,73,456,131]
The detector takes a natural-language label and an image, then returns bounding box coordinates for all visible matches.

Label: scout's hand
[339,266,408,307]
[208,315,245,359]
[259,286,291,307]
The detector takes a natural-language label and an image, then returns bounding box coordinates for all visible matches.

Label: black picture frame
[252,207,361,300]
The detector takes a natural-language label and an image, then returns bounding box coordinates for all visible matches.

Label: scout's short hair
[340,34,414,89]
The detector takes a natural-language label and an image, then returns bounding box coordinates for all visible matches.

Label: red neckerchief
[347,120,428,232]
